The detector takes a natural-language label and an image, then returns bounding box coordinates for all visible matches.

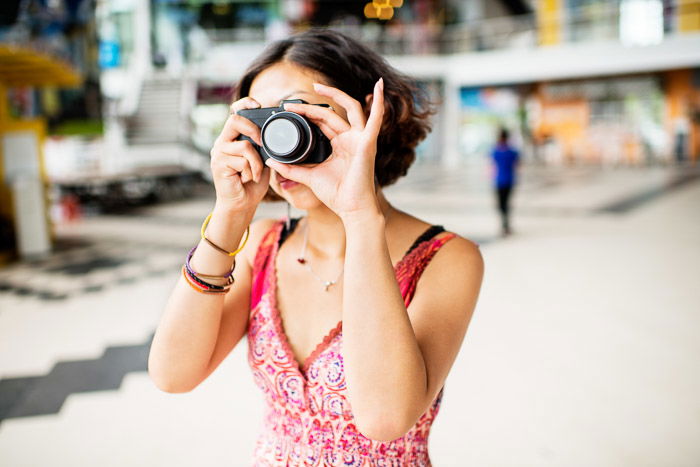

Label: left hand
[264,78,385,219]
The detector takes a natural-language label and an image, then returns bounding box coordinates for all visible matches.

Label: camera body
[236,99,332,165]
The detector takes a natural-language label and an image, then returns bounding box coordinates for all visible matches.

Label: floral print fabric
[247,221,455,466]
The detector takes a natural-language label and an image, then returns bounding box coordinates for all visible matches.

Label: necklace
[296,219,344,292]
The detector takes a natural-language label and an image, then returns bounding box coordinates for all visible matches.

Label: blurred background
[0,0,699,466]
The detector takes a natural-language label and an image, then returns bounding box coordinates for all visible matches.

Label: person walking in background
[491,127,520,236]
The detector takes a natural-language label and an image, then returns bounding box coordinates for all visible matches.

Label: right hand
[210,97,271,213]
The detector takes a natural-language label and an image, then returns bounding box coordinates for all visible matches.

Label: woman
[149,29,483,465]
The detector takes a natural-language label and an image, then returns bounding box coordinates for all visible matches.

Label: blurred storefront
[456,69,700,165]
[443,0,700,165]
[0,46,81,262]
[0,0,95,261]
[458,86,526,162]
[533,71,700,165]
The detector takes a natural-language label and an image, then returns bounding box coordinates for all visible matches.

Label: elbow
[151,376,197,394]
[148,360,199,394]
[354,412,416,442]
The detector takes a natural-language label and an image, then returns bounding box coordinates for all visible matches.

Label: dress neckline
[266,221,447,378]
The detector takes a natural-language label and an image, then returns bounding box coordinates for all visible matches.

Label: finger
[240,168,253,184]
[218,113,262,146]
[265,159,313,186]
[283,103,347,137]
[217,140,264,183]
[312,83,366,129]
[223,97,261,144]
[284,105,339,140]
[229,97,260,114]
[257,166,271,188]
[314,120,339,141]
[221,171,244,192]
[365,78,385,138]
[213,160,249,187]
[211,152,254,184]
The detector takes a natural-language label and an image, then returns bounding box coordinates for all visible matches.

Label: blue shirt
[491,143,519,187]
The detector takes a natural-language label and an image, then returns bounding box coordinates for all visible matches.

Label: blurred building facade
[0,0,90,261]
[0,0,698,261]
[95,0,700,168]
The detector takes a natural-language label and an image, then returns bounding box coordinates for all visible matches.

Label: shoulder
[408,231,484,316]
[430,233,483,282]
[390,211,483,281]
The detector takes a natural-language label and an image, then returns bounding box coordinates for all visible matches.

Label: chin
[272,184,323,212]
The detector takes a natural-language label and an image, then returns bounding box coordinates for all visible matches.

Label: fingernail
[265,159,273,166]
[246,99,260,108]
[378,77,384,90]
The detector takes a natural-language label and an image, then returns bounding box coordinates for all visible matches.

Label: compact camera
[236,99,332,164]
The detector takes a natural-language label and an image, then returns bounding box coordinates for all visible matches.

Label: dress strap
[250,220,285,310]
[278,217,301,246]
[396,228,456,307]
[404,225,445,256]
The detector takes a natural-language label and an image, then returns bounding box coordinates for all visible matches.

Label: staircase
[125,78,183,145]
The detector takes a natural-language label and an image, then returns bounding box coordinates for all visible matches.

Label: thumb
[265,159,313,185]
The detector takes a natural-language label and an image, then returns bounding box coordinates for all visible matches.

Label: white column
[442,80,462,167]
[2,131,50,259]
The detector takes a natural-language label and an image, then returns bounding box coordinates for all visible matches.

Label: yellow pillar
[678,0,700,32]
[0,83,7,122]
[0,83,14,261]
[0,83,13,227]
[538,0,563,46]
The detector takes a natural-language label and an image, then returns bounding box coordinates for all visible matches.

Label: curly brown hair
[232,28,434,200]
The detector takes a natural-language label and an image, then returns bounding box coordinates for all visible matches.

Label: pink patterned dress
[247,221,456,466]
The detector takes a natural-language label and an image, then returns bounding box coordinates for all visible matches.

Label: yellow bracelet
[200,212,250,257]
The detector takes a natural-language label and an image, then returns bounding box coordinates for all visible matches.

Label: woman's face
[248,61,349,211]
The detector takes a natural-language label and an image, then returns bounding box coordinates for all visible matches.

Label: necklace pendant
[297,257,306,264]
[324,281,333,292]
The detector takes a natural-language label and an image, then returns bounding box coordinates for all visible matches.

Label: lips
[277,174,299,190]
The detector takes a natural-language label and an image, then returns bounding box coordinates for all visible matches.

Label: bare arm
[266,80,484,440]
[148,211,271,393]
[341,212,483,440]
[148,96,271,393]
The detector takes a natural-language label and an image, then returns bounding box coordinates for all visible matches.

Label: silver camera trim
[261,111,315,164]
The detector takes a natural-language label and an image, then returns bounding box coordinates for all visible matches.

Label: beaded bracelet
[186,246,235,284]
[184,266,229,291]
[183,246,235,294]
[182,267,230,295]
[183,266,232,293]
[200,212,250,257]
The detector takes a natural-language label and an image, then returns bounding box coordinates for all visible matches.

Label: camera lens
[261,112,314,163]
[262,118,301,156]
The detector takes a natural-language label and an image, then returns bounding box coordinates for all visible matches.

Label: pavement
[0,161,699,466]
